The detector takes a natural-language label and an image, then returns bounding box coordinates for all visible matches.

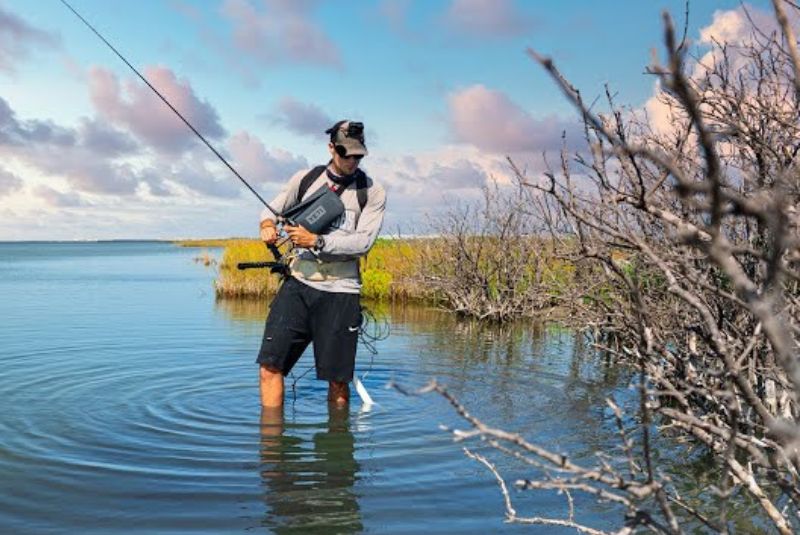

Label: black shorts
[256,277,362,382]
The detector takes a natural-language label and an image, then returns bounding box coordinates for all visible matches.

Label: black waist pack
[281,185,345,234]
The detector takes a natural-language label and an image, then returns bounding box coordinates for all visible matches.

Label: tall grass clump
[174,238,241,247]
[211,233,578,311]
[214,239,281,298]
[360,238,424,301]
[213,237,425,300]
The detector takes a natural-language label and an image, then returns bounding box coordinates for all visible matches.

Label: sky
[0,0,777,240]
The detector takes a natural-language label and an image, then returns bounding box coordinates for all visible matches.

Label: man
[257,120,386,407]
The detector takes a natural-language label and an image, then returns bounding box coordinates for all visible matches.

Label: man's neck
[326,164,357,182]
[327,163,344,177]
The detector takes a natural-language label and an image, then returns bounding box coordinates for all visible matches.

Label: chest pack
[280,166,369,234]
[297,165,368,212]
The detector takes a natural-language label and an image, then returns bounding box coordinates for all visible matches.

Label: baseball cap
[326,120,368,157]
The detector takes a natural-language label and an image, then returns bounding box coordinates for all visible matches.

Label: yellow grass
[211,237,426,300]
[214,239,283,298]
[174,238,243,248]
[361,238,425,301]
[209,236,579,309]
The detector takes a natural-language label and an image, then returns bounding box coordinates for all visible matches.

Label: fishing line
[287,306,390,404]
[59,0,280,218]
[352,307,388,407]
[358,306,390,363]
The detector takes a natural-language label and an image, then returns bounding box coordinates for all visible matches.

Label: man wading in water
[257,120,386,407]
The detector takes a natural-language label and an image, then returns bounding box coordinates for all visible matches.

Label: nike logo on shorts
[348,326,359,332]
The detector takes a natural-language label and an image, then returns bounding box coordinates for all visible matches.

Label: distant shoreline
[0,238,239,245]
[0,235,426,246]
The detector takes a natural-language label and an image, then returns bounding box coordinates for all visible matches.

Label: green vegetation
[213,239,283,298]
[174,238,243,248]
[361,238,425,301]
[202,236,580,314]
[209,237,429,301]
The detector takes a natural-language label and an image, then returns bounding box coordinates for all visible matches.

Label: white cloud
[0,4,58,73]
[220,0,341,67]
[443,0,535,38]
[227,130,309,185]
[34,185,88,207]
[271,97,333,138]
[88,66,226,154]
[447,84,579,154]
[0,166,23,196]
[645,5,779,135]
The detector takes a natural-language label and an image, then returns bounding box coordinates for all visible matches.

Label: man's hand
[260,220,278,244]
[285,225,318,248]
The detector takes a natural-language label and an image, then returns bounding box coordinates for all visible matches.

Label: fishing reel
[237,180,347,275]
[236,214,293,275]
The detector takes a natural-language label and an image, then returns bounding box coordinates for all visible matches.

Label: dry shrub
[419,179,577,322]
[430,5,800,534]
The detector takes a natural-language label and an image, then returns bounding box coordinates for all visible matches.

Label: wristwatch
[314,235,325,252]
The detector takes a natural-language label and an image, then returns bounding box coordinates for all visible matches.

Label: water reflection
[215,296,389,326]
[227,300,628,527]
[215,297,268,324]
[259,406,362,534]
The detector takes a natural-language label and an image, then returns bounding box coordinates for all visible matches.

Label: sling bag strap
[297,166,368,212]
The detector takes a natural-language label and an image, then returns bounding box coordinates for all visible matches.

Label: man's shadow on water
[259,405,362,535]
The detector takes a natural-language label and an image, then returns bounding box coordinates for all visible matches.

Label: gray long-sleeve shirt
[260,165,386,294]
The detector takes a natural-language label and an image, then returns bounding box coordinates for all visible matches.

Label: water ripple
[0,243,624,534]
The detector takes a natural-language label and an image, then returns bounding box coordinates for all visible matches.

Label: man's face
[329,143,363,175]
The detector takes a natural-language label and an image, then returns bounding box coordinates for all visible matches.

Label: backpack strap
[297,165,327,202]
[354,171,371,268]
[355,170,368,212]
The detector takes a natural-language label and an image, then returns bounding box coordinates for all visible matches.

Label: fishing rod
[61,0,354,267]
[60,0,280,217]
[60,0,277,215]
[58,0,291,263]
[61,1,381,407]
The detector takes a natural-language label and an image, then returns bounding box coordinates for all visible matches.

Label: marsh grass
[361,238,428,301]
[174,238,245,247]
[213,239,283,298]
[195,237,580,314]
[209,237,431,300]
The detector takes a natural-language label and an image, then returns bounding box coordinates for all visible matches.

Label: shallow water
[0,241,626,534]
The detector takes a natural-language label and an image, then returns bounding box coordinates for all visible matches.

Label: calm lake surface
[0,241,628,534]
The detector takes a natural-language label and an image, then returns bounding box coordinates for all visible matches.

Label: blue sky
[0,0,775,240]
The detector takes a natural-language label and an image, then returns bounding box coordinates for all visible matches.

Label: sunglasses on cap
[334,145,364,160]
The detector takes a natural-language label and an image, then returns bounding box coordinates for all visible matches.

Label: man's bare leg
[260,365,284,407]
[328,381,350,405]
[259,405,284,478]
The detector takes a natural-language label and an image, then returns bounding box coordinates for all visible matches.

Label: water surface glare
[0,242,624,534]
